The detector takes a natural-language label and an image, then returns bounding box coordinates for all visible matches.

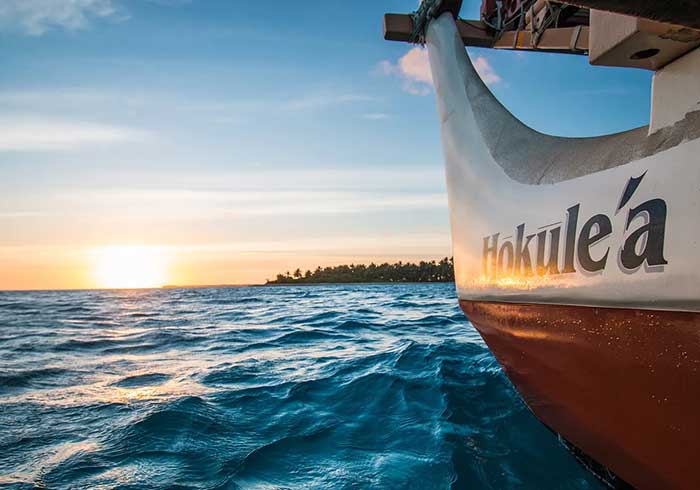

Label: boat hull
[425,13,700,314]
[422,12,700,488]
[461,300,700,489]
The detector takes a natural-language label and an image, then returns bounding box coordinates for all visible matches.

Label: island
[266,258,454,284]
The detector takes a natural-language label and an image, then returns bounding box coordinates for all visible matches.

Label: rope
[409,0,444,45]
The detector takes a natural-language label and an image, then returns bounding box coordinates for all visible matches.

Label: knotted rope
[409,0,445,44]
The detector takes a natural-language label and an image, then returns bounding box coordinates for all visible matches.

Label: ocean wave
[0,284,602,489]
[111,373,171,388]
[0,367,70,390]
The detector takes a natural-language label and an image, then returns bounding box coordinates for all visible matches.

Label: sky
[0,0,653,290]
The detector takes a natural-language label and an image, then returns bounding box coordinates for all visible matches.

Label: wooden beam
[494,26,589,54]
[455,20,495,48]
[566,0,700,30]
[384,14,494,47]
[383,13,415,43]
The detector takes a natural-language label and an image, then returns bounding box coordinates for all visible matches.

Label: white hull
[426,14,700,312]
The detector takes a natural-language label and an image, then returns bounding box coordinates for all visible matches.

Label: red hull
[460,300,700,490]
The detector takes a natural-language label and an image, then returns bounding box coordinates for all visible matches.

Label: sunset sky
[0,0,653,290]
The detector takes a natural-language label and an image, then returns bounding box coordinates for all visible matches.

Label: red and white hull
[425,12,700,489]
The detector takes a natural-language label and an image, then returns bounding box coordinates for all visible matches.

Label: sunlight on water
[0,284,602,489]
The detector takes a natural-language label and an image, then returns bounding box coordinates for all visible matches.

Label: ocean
[0,283,603,489]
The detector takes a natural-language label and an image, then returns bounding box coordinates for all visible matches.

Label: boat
[384,1,700,488]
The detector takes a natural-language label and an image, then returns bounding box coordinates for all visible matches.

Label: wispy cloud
[378,48,502,95]
[66,188,447,217]
[282,93,375,112]
[228,192,446,217]
[0,0,191,36]
[146,0,192,5]
[362,113,389,120]
[0,0,122,36]
[0,211,47,219]
[0,118,145,151]
[0,89,145,108]
[472,56,502,85]
[152,166,446,193]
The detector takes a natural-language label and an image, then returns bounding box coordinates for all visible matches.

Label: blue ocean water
[0,284,603,489]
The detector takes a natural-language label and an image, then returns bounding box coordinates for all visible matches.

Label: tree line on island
[266,257,454,284]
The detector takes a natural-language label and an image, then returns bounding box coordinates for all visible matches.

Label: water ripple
[0,284,602,489]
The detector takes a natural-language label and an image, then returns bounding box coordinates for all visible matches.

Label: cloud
[378,47,433,96]
[71,188,448,217]
[472,56,502,85]
[146,0,192,5]
[398,47,433,85]
[378,48,501,95]
[0,0,191,36]
[0,90,148,113]
[0,0,121,36]
[227,192,447,217]
[0,211,47,219]
[283,93,375,112]
[362,113,389,120]
[0,118,145,151]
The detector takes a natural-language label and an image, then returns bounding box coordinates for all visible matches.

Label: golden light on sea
[92,246,170,289]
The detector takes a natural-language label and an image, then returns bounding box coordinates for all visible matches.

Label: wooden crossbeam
[384,14,494,47]
[383,13,417,43]
[383,14,588,55]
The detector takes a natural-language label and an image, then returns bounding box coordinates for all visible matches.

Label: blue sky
[0,0,653,289]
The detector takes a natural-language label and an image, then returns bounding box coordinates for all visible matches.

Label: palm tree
[268,257,455,284]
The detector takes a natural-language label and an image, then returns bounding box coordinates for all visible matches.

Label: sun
[92,246,170,289]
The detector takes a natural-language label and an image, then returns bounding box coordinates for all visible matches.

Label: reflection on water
[0,284,602,489]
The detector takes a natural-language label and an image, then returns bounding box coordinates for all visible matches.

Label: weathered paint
[650,47,700,134]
